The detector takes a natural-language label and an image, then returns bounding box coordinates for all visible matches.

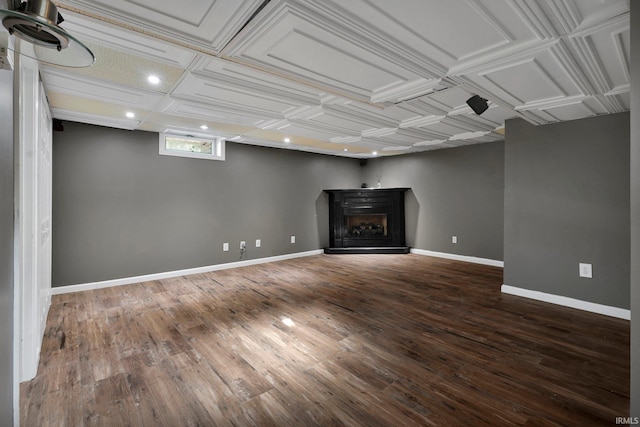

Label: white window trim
[159,133,225,161]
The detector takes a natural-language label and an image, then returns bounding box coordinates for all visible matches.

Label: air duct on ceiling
[0,0,94,67]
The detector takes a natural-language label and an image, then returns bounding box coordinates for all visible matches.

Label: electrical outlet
[579,263,592,278]
[290,235,296,244]
[452,236,457,244]
[223,242,229,252]
[240,241,246,250]
[256,239,261,248]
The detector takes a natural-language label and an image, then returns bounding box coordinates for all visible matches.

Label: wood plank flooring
[21,254,629,426]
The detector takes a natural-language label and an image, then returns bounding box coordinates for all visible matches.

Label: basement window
[159,133,225,161]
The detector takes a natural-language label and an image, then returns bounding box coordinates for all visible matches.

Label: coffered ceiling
[36,0,630,158]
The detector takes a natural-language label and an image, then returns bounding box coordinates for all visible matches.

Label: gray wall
[52,122,361,286]
[53,124,506,287]
[504,113,630,309]
[630,0,639,418]
[0,66,14,421]
[363,142,504,261]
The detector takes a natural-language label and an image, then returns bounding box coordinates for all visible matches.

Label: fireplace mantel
[324,188,410,254]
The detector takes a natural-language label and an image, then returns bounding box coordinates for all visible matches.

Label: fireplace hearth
[324,188,410,254]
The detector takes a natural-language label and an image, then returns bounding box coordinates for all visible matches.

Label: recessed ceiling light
[200,125,208,130]
[343,148,348,152]
[284,137,291,143]
[147,75,160,85]
[125,111,135,118]
[372,151,378,156]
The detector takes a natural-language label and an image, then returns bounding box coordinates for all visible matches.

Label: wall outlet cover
[579,263,592,278]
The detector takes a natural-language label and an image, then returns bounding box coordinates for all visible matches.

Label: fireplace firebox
[324,188,410,254]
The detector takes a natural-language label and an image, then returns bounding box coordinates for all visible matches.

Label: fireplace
[324,188,410,254]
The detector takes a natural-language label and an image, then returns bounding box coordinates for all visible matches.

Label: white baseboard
[410,248,504,267]
[52,250,323,295]
[501,284,630,320]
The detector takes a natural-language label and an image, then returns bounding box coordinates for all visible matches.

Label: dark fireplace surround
[324,188,410,254]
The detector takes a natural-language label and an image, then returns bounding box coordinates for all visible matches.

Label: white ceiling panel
[14,0,627,158]
[223,1,428,102]
[301,109,379,136]
[59,10,196,67]
[42,69,164,110]
[461,41,596,115]
[397,97,449,118]
[329,0,518,64]
[192,57,323,105]
[325,104,399,129]
[52,108,142,130]
[412,117,476,139]
[362,128,448,149]
[425,87,476,114]
[569,15,630,95]
[541,100,599,122]
[482,58,569,106]
[277,122,344,142]
[172,74,306,119]
[610,93,631,111]
[572,0,629,29]
[126,0,217,26]
[161,98,275,127]
[58,0,264,51]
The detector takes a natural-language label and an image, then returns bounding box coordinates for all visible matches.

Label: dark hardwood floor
[21,254,629,426]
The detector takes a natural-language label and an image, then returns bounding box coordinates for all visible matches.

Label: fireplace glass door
[345,213,388,238]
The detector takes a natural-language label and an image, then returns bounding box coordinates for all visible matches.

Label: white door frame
[13,52,52,394]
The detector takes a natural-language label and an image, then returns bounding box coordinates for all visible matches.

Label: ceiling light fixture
[125,111,135,118]
[147,75,160,85]
[200,125,208,130]
[0,0,95,67]
[284,137,290,143]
